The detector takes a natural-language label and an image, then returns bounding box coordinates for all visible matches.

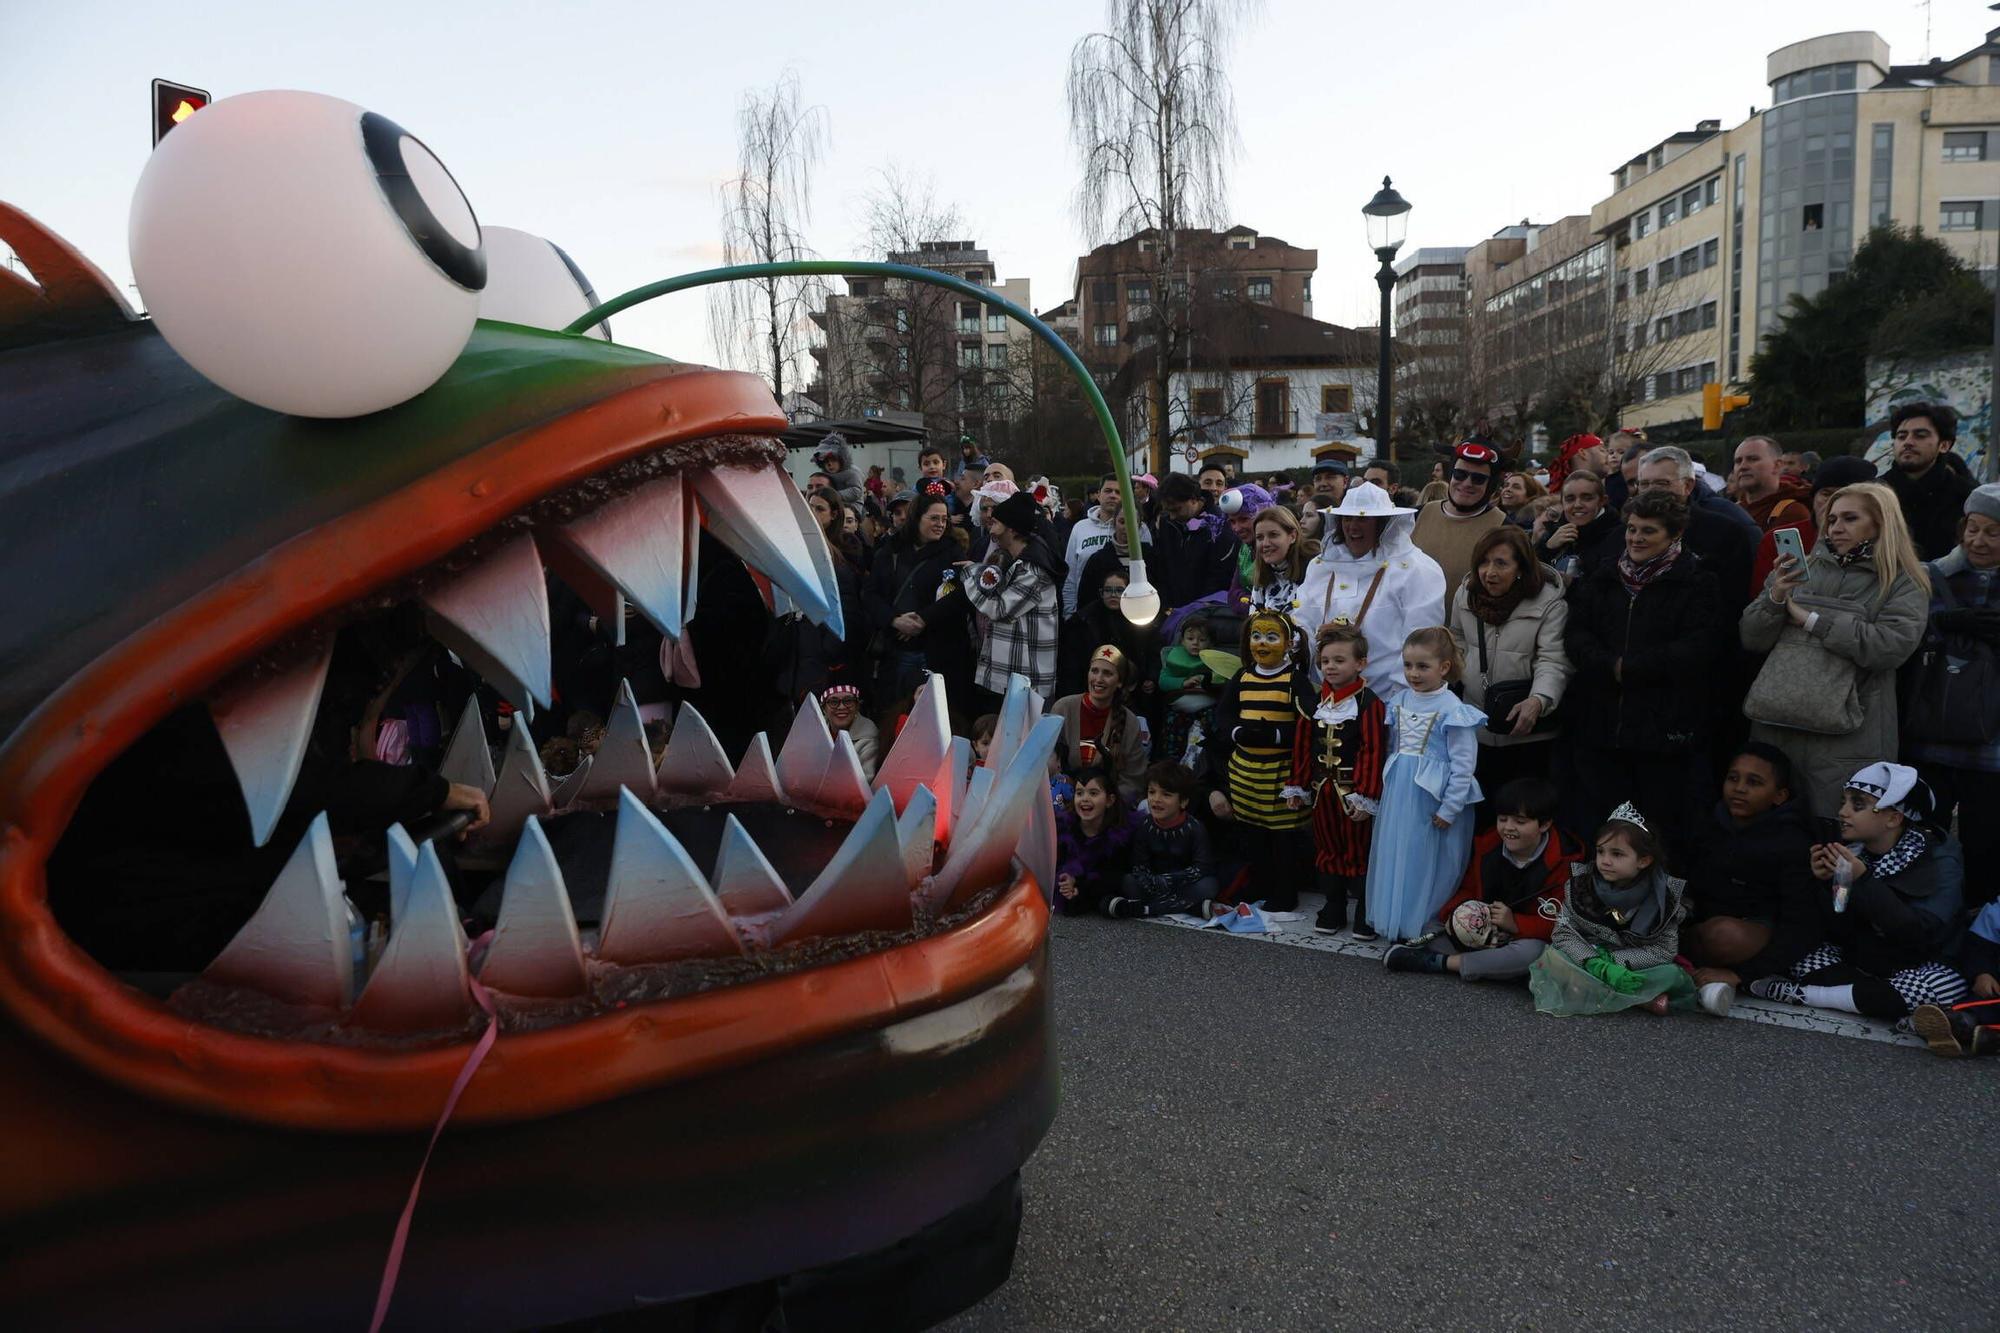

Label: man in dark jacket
[1150,471,1239,611]
[1682,743,1825,987]
[1878,400,1975,561]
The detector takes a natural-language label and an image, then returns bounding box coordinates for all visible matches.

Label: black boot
[1313,872,1348,934]
[1383,942,1447,974]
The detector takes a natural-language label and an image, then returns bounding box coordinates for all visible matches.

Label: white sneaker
[1697,981,1735,1017]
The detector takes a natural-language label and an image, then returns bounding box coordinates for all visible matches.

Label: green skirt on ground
[1528,945,1696,1016]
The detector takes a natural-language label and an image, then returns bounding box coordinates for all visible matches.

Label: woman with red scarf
[1561,490,1720,865]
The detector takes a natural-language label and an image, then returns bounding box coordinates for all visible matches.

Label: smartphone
[1771,526,1807,567]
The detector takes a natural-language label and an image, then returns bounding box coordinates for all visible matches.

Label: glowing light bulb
[1120,557,1161,626]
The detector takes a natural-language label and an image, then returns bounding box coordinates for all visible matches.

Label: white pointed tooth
[781,476,845,640]
[874,674,950,808]
[720,732,783,805]
[203,812,353,1009]
[938,737,970,844]
[928,716,1063,911]
[661,625,701,686]
[654,702,735,803]
[958,766,994,842]
[1020,790,1059,904]
[774,695,837,798]
[693,464,840,635]
[773,788,910,943]
[351,841,472,1033]
[209,644,332,847]
[438,695,496,797]
[681,480,702,624]
[813,732,873,820]
[422,534,553,713]
[549,754,594,810]
[478,816,588,997]
[545,473,687,639]
[895,784,939,887]
[577,678,656,804]
[387,823,420,927]
[484,718,553,842]
[985,673,1036,773]
[537,527,627,639]
[710,814,794,916]
[596,787,745,964]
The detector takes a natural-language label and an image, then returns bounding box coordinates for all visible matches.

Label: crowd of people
[785,414,1999,1058]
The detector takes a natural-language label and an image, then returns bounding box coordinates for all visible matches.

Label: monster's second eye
[479,226,612,341]
[129,89,484,419]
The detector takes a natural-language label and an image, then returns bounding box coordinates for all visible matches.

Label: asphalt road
[944,914,1999,1332]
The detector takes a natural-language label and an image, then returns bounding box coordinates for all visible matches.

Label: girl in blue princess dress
[1364,627,1486,941]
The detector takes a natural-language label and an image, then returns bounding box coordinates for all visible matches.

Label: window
[1092,369,1115,388]
[1680,247,1700,276]
[1635,212,1653,238]
[959,344,981,368]
[1254,380,1289,434]
[1703,238,1720,268]
[1229,236,1253,250]
[1212,280,1236,299]
[1700,361,1718,385]
[957,301,981,334]
[1802,203,1824,231]
[963,271,984,284]
[1634,268,1651,294]
[1192,388,1224,419]
[986,309,1007,333]
[1321,384,1352,413]
[895,306,910,334]
[1943,132,1987,162]
[1705,177,1721,207]
[1683,186,1702,216]
[1677,367,1701,395]
[1247,277,1274,303]
[849,279,874,297]
[1126,280,1152,305]
[895,347,910,370]
[1655,316,1674,342]
[1092,322,1119,346]
[1661,197,1679,226]
[1675,308,1698,337]
[1941,201,1984,231]
[1657,259,1676,286]
[1090,280,1116,304]
[986,344,1007,369]
[1631,321,1647,349]
[1701,300,1718,329]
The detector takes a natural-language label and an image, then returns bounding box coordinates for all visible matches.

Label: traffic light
[152,79,210,147]
[1702,381,1750,431]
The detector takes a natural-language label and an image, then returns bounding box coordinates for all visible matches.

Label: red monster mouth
[0,366,1053,1132]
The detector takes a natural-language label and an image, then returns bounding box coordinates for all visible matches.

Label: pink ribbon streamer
[367,938,499,1333]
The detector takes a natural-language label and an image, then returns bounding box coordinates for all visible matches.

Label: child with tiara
[1528,802,1733,1017]
[1362,627,1486,941]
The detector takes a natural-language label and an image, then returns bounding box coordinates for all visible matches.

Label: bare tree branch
[710,69,829,406]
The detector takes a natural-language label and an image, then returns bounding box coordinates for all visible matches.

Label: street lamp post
[1363,176,1412,466]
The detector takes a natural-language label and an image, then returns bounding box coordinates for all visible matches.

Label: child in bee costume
[1209,609,1316,911]
[1287,620,1388,936]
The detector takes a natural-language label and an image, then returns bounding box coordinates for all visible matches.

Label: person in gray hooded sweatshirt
[812,432,867,508]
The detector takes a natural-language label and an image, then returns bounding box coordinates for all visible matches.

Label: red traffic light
[152,79,211,148]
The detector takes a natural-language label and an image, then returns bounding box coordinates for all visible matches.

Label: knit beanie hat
[1966,482,2000,524]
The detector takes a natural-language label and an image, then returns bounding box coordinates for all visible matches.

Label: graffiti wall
[1864,349,1995,481]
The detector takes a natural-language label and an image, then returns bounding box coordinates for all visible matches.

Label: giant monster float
[0,90,1154,1330]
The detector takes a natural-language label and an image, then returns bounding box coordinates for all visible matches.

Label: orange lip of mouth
[0,369,1048,1133]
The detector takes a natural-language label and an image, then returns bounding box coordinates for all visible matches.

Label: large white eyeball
[1217,487,1245,516]
[129,90,485,418]
[479,226,611,340]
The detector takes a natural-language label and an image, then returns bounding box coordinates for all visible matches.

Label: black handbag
[1901,577,2000,746]
[1476,621,1553,738]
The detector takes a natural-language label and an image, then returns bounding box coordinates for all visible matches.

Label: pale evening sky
[3,0,1986,371]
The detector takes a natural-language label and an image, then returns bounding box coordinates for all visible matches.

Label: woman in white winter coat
[1296,481,1448,698]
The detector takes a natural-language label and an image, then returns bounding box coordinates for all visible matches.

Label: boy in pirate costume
[1208,608,1316,911]
[1286,621,1388,936]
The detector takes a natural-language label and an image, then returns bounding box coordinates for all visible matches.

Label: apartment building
[808,240,1031,443]
[1391,246,1470,406]
[1598,27,2000,429]
[1073,226,1317,380]
[1464,217,1612,424]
